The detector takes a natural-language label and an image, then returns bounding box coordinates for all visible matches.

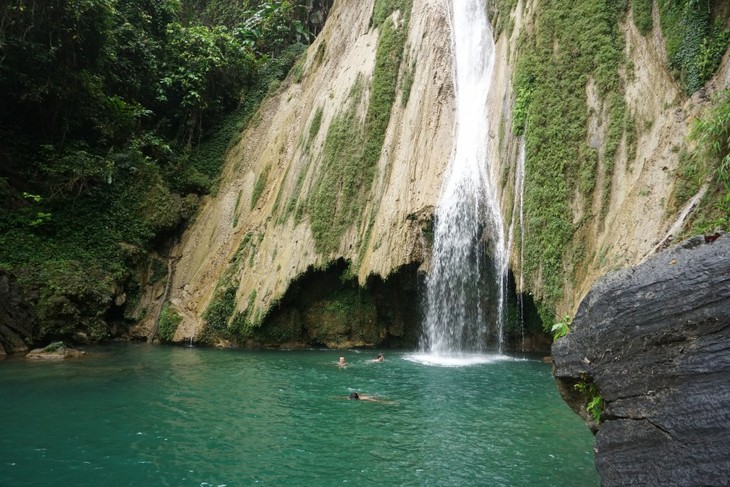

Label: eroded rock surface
[552,234,730,486]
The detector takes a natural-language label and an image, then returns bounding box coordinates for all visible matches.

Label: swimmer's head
[349,392,360,400]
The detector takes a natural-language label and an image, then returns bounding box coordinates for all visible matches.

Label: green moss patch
[251,165,270,210]
[658,0,730,95]
[158,302,182,342]
[674,88,730,236]
[631,0,654,35]
[305,6,410,255]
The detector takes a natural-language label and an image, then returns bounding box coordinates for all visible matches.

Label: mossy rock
[26,341,86,360]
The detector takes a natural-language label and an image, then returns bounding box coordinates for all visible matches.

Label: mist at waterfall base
[0,345,598,486]
[421,0,508,358]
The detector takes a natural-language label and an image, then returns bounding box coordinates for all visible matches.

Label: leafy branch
[551,314,571,339]
[575,380,604,423]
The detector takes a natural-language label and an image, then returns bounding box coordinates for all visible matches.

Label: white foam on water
[404,353,518,367]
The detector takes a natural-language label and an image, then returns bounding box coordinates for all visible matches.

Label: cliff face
[551,234,730,486]
[154,0,728,346]
[156,0,454,344]
[490,1,730,322]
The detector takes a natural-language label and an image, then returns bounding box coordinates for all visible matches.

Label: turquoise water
[0,345,598,486]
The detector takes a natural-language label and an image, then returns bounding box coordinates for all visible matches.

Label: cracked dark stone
[552,234,730,486]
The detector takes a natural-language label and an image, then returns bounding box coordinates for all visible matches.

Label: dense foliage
[0,0,321,343]
[673,88,730,236]
[657,0,730,95]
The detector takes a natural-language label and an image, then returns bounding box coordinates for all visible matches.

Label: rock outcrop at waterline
[552,234,730,486]
[0,271,34,355]
[26,341,86,360]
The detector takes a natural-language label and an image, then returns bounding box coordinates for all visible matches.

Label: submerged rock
[552,234,730,486]
[26,341,86,360]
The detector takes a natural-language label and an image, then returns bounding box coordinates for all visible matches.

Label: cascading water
[517,139,527,349]
[420,0,506,357]
[505,138,527,350]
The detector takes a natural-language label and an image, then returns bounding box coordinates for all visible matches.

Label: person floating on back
[348,391,381,402]
[345,391,394,403]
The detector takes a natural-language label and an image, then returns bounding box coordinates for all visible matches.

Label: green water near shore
[0,345,598,486]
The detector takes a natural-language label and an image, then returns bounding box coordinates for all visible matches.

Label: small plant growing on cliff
[551,315,571,339]
[158,303,182,342]
[691,88,730,185]
[575,381,604,423]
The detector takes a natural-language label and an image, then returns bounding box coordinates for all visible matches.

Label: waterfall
[505,138,526,350]
[420,0,506,356]
[517,139,526,349]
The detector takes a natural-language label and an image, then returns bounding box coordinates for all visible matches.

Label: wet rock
[26,341,86,360]
[0,270,35,354]
[73,331,91,345]
[552,234,730,486]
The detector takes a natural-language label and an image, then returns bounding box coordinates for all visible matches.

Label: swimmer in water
[374,353,384,362]
[337,356,348,367]
[348,391,381,402]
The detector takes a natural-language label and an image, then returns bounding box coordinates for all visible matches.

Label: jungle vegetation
[0,0,329,342]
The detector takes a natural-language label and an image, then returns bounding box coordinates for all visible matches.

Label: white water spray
[505,138,526,350]
[420,0,506,357]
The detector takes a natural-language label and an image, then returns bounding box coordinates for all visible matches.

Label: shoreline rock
[26,341,86,360]
[552,234,730,486]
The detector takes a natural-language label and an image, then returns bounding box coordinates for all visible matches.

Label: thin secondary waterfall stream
[421,0,506,357]
[506,138,527,349]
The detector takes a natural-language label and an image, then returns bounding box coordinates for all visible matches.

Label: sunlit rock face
[165,0,456,343]
[552,234,730,486]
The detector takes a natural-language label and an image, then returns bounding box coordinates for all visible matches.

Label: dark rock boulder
[0,270,35,354]
[552,234,730,486]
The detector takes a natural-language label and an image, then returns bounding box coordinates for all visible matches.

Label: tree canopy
[0,0,328,343]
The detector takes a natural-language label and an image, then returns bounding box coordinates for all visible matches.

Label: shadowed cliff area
[245,260,423,349]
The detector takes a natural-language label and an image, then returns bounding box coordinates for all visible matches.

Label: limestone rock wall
[167,0,455,341]
[488,0,729,320]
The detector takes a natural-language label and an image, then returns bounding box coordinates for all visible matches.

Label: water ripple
[0,345,598,486]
